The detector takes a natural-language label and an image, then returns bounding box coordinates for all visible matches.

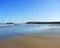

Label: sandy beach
[0,33,60,48]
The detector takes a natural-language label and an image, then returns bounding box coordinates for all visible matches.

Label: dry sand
[0,33,60,48]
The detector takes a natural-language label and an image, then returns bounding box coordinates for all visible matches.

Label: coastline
[0,33,60,48]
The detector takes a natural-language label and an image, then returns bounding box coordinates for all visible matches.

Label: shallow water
[0,23,60,38]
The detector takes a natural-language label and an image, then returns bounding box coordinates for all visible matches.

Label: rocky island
[26,21,60,24]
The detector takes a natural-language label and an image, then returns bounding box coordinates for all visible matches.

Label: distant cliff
[26,22,60,24]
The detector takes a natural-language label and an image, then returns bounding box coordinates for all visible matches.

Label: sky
[0,0,60,23]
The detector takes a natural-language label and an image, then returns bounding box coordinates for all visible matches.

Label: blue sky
[0,0,60,23]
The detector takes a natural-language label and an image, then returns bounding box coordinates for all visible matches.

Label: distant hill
[26,22,60,24]
[6,22,14,24]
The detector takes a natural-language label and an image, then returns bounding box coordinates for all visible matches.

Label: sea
[0,23,60,39]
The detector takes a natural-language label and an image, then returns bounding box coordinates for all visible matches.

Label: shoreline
[0,33,60,48]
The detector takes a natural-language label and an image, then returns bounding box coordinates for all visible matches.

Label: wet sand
[0,33,60,48]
